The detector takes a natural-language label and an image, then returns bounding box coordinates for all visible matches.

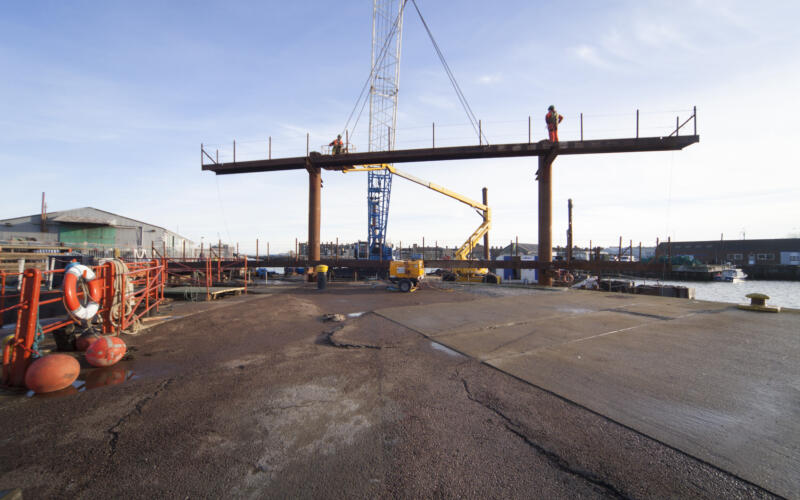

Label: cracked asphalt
[0,283,778,498]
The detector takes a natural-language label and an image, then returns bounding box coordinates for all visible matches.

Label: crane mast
[366,0,404,260]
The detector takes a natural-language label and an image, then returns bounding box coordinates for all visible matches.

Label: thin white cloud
[571,44,614,69]
[416,94,458,110]
[477,73,502,85]
[632,21,698,52]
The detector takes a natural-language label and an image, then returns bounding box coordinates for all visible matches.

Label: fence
[1,259,166,387]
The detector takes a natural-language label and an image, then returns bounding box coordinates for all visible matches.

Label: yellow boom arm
[344,164,490,261]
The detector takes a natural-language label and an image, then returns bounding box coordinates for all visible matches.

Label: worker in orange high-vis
[545,105,563,142]
[329,134,343,155]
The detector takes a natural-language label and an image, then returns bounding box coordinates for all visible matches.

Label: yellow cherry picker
[343,164,501,290]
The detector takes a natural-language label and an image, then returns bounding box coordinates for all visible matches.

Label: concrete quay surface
[378,287,800,499]
[0,283,795,499]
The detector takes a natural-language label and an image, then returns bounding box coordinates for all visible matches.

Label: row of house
[655,238,800,266]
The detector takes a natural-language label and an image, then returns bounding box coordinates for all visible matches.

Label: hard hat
[548,105,555,111]
[337,134,342,138]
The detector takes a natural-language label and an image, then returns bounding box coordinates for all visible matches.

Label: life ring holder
[63,263,102,321]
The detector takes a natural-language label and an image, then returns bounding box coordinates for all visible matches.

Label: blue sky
[2,1,799,253]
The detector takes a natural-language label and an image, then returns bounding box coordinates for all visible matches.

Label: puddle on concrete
[347,312,366,318]
[430,342,465,358]
[26,363,138,399]
[556,307,596,314]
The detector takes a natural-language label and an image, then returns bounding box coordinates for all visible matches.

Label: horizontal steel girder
[166,258,671,273]
[203,136,700,175]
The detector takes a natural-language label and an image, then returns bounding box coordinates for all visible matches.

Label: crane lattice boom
[366,0,405,260]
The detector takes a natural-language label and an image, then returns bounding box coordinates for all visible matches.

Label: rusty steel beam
[202,136,700,175]
[538,152,556,286]
[307,164,321,263]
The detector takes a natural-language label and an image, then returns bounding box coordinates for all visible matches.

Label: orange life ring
[564,273,574,284]
[63,264,102,320]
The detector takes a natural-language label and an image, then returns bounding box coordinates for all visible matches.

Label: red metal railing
[107,260,164,335]
[1,270,16,329]
[1,259,166,387]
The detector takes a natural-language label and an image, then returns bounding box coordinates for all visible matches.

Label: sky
[2,0,799,253]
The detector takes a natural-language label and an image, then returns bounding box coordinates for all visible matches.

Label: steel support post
[567,198,573,263]
[307,164,322,268]
[9,269,41,387]
[482,187,490,260]
[538,154,555,286]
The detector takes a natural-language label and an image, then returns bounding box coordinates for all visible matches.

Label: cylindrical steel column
[567,198,573,263]
[538,155,554,286]
[482,187,490,261]
[308,166,321,265]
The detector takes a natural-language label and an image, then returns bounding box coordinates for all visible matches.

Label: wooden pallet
[162,286,245,301]
[0,243,72,252]
[0,256,49,274]
[0,244,74,274]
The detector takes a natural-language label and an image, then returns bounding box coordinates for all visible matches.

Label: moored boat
[713,268,747,282]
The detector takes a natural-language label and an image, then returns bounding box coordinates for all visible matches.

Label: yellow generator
[389,260,424,292]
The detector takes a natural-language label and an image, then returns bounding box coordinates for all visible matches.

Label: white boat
[714,268,747,282]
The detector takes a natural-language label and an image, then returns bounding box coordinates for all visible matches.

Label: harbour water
[633,279,800,309]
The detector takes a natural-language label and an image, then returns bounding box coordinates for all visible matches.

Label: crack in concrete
[460,378,630,499]
[106,378,175,457]
[320,328,383,350]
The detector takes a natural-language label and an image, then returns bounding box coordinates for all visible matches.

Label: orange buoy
[85,336,126,367]
[76,332,101,352]
[25,354,81,394]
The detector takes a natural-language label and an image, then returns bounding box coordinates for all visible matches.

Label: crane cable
[342,0,409,139]
[410,0,488,145]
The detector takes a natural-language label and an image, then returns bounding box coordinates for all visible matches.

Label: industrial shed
[0,207,194,259]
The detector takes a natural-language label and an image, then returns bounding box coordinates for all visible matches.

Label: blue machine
[367,170,393,260]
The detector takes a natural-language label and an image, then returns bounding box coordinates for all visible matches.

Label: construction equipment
[345,164,501,284]
[365,0,405,260]
[389,259,424,292]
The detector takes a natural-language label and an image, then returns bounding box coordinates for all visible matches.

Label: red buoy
[85,336,126,367]
[25,354,80,394]
[76,333,101,352]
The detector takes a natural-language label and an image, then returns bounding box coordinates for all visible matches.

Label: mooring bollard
[315,265,328,290]
[738,292,780,313]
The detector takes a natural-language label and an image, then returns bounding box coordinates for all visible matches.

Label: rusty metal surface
[202,136,700,175]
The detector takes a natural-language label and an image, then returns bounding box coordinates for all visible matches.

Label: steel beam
[538,153,555,286]
[307,165,321,264]
[203,136,700,175]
